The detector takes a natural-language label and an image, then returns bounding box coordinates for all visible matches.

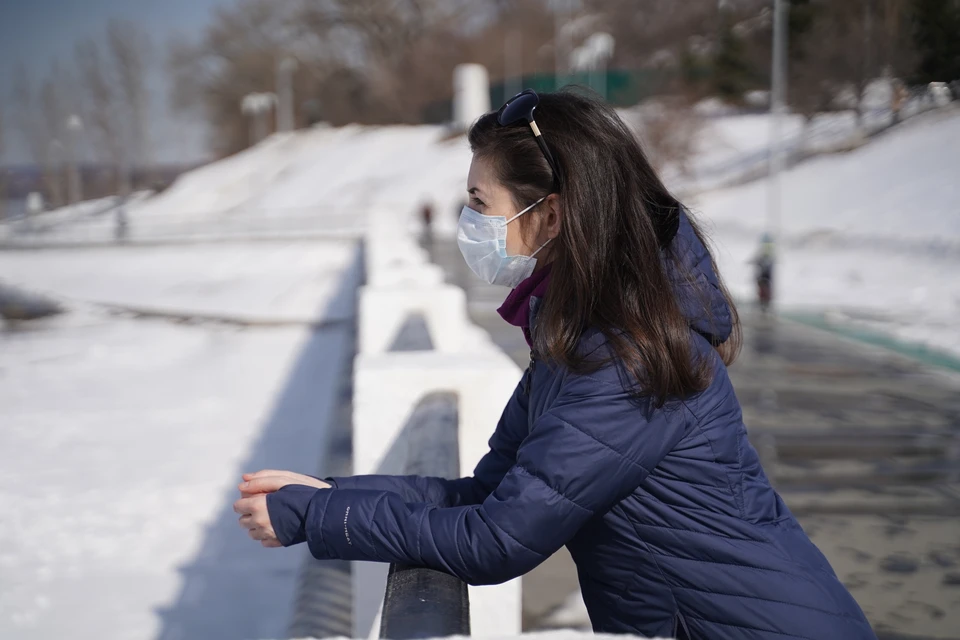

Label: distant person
[235,90,875,639]
[114,196,129,242]
[753,233,776,313]
[891,79,908,124]
[420,201,433,234]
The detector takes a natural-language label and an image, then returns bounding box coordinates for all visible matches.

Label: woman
[234,90,875,639]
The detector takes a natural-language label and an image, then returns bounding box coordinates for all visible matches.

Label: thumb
[239,476,292,494]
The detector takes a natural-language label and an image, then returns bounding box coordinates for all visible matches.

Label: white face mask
[457,196,551,288]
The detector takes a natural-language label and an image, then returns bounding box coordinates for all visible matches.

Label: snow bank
[692,106,960,358]
[0,241,359,323]
[132,125,472,227]
[693,108,960,241]
[0,309,354,637]
[0,238,363,639]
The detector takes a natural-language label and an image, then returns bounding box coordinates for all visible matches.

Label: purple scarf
[497,264,552,347]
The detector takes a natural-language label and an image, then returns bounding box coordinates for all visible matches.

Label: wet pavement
[426,234,960,639]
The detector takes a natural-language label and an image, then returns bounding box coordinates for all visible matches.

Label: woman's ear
[542,193,563,240]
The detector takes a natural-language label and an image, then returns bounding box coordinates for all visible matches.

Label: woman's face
[466,155,560,258]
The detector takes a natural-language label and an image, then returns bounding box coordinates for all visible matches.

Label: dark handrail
[379,392,470,639]
[380,565,470,639]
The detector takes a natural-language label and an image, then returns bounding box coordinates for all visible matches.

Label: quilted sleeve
[267,367,688,585]
[318,370,530,508]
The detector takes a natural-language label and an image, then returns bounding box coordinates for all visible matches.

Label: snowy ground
[0,241,361,640]
[0,241,359,324]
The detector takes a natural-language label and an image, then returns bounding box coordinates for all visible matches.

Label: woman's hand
[235,469,331,548]
[238,469,331,496]
[234,494,283,547]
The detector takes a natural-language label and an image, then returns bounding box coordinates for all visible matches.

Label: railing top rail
[378,392,468,639]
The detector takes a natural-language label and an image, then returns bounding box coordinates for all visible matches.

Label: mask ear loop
[530,237,552,257]
[505,196,547,224]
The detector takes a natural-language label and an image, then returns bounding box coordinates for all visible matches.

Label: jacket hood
[666,210,733,344]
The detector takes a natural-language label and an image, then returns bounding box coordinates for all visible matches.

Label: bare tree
[168,0,483,155]
[786,0,917,137]
[624,98,704,176]
[169,0,302,156]
[467,0,556,82]
[76,39,124,191]
[36,63,80,208]
[108,19,152,184]
[12,65,49,174]
[296,0,473,122]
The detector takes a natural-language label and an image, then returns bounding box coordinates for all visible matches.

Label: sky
[0,0,234,165]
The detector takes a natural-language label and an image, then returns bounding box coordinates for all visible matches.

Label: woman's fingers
[243,469,298,481]
[233,494,265,515]
[238,514,270,531]
[239,476,292,494]
[236,474,327,551]
[239,473,330,494]
[246,523,278,541]
[233,487,282,548]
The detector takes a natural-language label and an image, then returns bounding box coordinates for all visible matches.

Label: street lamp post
[47,138,65,209]
[242,93,278,146]
[765,0,789,310]
[768,0,789,244]
[276,58,298,133]
[65,115,84,205]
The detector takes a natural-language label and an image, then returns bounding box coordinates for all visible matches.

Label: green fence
[491,69,670,107]
[422,69,673,123]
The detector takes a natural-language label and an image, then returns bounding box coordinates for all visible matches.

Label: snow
[656,83,949,195]
[0,242,359,323]
[3,125,473,245]
[0,241,361,639]
[0,125,473,246]
[690,106,960,358]
[692,108,960,241]
[0,192,153,239]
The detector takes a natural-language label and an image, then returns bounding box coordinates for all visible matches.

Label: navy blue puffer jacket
[268,212,875,639]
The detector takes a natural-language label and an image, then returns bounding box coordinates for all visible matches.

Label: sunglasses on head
[497,89,562,190]
[497,89,679,247]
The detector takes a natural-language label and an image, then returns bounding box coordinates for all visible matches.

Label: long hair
[468,89,740,405]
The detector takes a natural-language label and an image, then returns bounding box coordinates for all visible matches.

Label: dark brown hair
[468,89,740,405]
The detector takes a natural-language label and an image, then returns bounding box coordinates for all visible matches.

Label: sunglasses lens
[497,90,539,126]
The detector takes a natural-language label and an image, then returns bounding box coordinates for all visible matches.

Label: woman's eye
[470,197,485,208]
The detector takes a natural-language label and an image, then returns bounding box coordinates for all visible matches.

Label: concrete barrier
[350,211,523,638]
